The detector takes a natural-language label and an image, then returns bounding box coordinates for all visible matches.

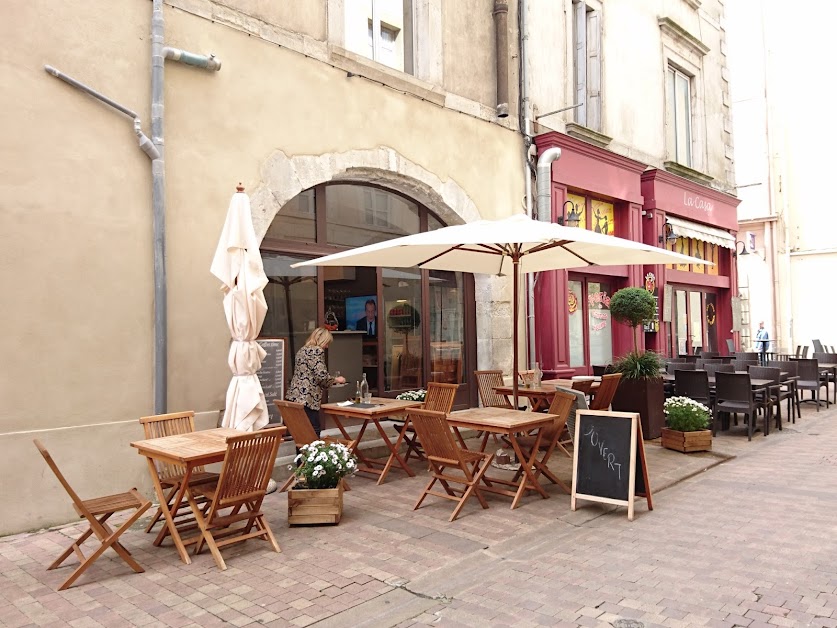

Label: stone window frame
[328,0,443,85]
[659,17,710,176]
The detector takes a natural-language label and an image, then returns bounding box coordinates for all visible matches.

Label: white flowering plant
[664,396,711,432]
[395,389,427,402]
[293,441,358,489]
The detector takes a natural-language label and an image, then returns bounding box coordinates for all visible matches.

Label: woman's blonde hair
[305,327,334,349]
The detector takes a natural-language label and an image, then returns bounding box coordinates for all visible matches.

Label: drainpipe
[151,0,221,413]
[536,148,562,221]
[493,0,509,118]
[43,65,160,161]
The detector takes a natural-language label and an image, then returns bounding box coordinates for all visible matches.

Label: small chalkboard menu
[571,410,653,521]
[256,338,286,426]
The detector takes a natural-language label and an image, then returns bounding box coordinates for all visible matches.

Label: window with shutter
[666,66,693,167]
[572,1,603,132]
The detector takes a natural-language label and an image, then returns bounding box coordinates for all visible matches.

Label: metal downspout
[151,0,167,414]
[493,0,510,118]
[151,0,221,414]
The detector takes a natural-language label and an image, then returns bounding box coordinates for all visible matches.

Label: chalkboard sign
[256,338,286,426]
[571,410,653,520]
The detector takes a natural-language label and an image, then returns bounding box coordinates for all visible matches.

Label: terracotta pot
[661,428,712,453]
[610,377,665,439]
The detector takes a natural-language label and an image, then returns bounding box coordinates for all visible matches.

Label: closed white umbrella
[210,184,269,432]
[292,213,709,406]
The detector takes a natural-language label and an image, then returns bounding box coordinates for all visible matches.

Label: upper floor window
[667,66,693,167]
[346,0,413,74]
[572,0,602,131]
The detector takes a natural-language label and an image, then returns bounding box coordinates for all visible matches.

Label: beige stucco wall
[1,0,523,535]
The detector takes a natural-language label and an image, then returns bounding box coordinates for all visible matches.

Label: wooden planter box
[661,428,712,453]
[287,484,343,526]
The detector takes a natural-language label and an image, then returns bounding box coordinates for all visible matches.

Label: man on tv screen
[356,299,377,337]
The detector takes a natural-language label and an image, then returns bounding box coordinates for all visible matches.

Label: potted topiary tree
[608,287,666,439]
[661,396,712,452]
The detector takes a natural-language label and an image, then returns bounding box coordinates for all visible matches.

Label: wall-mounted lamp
[558,200,582,227]
[658,221,678,245]
[733,240,765,260]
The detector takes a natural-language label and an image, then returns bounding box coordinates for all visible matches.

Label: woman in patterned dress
[287,327,346,434]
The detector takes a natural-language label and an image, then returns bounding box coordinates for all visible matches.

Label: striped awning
[666,216,736,249]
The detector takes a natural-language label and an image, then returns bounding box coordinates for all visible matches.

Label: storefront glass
[689,291,704,353]
[325,184,419,247]
[382,267,423,392]
[568,280,584,368]
[429,270,465,384]
[675,289,688,354]
[588,282,613,366]
[262,183,474,402]
[261,253,318,386]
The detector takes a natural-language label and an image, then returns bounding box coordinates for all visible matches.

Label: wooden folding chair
[274,400,356,492]
[474,370,510,445]
[589,373,623,410]
[407,408,494,522]
[139,411,219,534]
[187,428,284,570]
[511,390,576,492]
[33,439,151,591]
[400,382,459,463]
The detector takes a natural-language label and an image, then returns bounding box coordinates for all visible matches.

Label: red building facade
[534,132,741,378]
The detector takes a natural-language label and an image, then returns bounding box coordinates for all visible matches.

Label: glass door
[567,277,614,374]
[671,288,714,356]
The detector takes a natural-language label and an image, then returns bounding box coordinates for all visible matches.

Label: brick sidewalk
[1,401,834,627]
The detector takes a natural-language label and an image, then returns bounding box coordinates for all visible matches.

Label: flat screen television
[345,295,377,333]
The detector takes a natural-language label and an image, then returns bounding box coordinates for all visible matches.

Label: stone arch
[248,146,481,240]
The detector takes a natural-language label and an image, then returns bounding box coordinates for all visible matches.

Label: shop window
[261,253,318,386]
[666,65,693,167]
[572,0,603,131]
[566,192,616,235]
[588,283,613,366]
[706,243,719,276]
[690,238,705,273]
[265,189,315,243]
[326,184,419,248]
[383,267,423,391]
[590,199,614,236]
[429,270,465,384]
[668,236,690,272]
[568,280,585,367]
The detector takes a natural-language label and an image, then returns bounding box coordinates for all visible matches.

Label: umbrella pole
[513,256,519,410]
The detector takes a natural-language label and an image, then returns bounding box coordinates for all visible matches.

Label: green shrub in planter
[609,287,656,352]
[664,396,710,432]
[612,350,663,380]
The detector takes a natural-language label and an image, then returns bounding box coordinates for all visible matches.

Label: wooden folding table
[447,407,560,509]
[131,427,286,565]
[321,398,421,484]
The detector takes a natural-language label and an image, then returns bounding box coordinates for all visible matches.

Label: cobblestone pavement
[2,401,835,627]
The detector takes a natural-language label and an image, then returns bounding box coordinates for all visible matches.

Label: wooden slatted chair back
[210,428,283,514]
[274,400,318,447]
[542,390,576,442]
[474,370,512,409]
[589,373,622,410]
[34,439,87,516]
[423,382,458,413]
[139,411,200,481]
[407,409,462,466]
[571,379,594,394]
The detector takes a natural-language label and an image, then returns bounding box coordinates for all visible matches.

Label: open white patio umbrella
[210,184,270,431]
[292,213,709,407]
